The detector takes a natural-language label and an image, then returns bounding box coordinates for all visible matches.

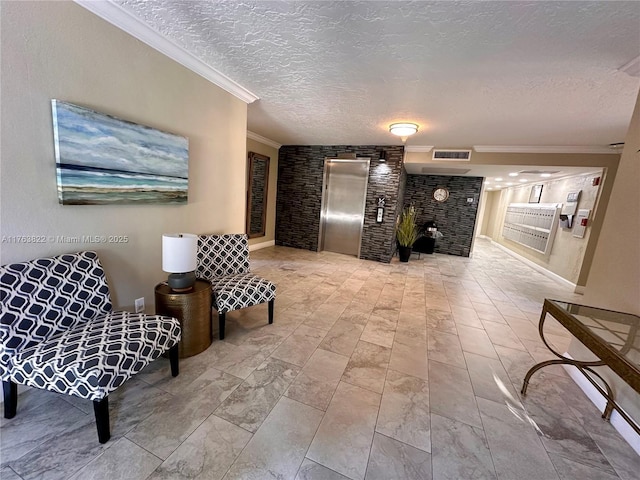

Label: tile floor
[1,238,639,479]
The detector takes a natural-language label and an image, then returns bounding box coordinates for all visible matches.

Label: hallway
[2,239,638,479]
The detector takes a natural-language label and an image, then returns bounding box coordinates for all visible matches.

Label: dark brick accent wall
[361,147,405,262]
[404,175,483,257]
[276,145,405,262]
[275,146,323,251]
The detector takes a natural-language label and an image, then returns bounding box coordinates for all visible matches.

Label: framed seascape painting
[51,100,189,205]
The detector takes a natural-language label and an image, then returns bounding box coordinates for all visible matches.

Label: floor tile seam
[125,400,217,462]
[291,322,330,339]
[54,442,117,480]
[386,367,430,385]
[492,347,531,401]
[3,466,23,480]
[459,347,499,362]
[427,357,471,375]
[211,361,299,434]
[576,426,629,480]
[426,325,460,337]
[296,340,388,478]
[283,344,343,382]
[204,414,253,480]
[281,384,331,412]
[97,394,166,454]
[371,428,433,458]
[339,377,386,397]
[299,457,352,480]
[115,435,164,469]
[361,364,391,480]
[471,396,532,480]
[250,331,292,356]
[518,381,618,466]
[427,358,483,427]
[208,412,256,439]
[56,393,95,417]
[426,347,470,372]
[548,449,621,478]
[7,415,108,479]
[187,365,247,391]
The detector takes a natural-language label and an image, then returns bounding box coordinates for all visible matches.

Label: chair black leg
[219,312,226,340]
[3,381,17,419]
[93,397,110,444]
[268,299,274,325]
[169,344,179,377]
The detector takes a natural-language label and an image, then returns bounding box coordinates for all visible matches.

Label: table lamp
[162,233,198,291]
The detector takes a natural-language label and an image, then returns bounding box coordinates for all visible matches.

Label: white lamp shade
[162,233,198,273]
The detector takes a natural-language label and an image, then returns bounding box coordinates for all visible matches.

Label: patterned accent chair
[0,251,182,443]
[196,234,276,340]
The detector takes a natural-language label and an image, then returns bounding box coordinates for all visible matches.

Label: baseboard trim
[486,238,579,291]
[562,357,640,455]
[249,240,275,251]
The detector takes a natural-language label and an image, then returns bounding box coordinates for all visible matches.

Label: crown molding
[404,145,434,153]
[74,0,259,104]
[473,145,616,154]
[247,131,282,149]
[619,54,640,78]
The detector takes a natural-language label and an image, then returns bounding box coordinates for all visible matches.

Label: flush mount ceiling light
[389,123,419,139]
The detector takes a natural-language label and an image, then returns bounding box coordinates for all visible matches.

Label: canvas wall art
[51,100,189,205]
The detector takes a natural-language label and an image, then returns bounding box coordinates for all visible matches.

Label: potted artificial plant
[396,205,419,262]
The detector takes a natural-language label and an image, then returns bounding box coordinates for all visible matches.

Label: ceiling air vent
[519,170,560,175]
[421,167,471,175]
[432,149,472,161]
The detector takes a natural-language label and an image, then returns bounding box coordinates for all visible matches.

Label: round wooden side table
[155,279,212,358]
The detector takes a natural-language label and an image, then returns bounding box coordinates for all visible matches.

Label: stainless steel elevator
[319,158,370,257]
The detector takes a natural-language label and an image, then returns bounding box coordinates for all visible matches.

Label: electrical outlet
[135,297,145,313]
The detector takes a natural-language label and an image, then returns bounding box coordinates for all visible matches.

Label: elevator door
[320,159,370,257]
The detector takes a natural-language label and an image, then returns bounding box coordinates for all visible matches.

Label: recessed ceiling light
[519,178,528,182]
[508,172,519,177]
[495,177,503,181]
[484,180,490,184]
[540,173,552,178]
[487,187,493,190]
[506,182,513,186]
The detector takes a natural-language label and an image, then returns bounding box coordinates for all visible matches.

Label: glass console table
[521,298,640,435]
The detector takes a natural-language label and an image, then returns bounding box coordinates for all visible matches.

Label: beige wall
[568,91,640,426]
[0,2,248,310]
[479,190,497,237]
[482,171,604,284]
[246,138,279,247]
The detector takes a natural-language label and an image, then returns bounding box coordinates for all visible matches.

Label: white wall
[0,2,248,311]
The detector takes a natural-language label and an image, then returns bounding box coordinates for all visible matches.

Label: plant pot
[398,246,412,262]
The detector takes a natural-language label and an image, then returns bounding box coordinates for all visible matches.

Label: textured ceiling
[114,0,639,148]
